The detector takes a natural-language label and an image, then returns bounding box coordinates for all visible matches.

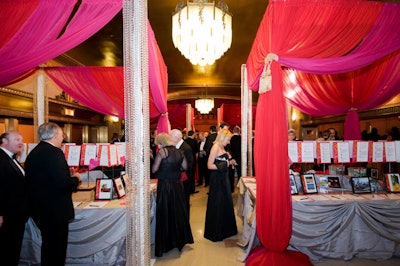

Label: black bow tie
[12,154,17,160]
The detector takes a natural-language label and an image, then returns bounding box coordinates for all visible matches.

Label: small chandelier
[195,98,214,114]
[172,0,232,66]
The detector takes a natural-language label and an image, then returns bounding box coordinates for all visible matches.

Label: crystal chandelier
[195,98,214,114]
[172,0,232,66]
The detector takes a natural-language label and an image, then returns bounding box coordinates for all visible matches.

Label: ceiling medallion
[172,0,232,66]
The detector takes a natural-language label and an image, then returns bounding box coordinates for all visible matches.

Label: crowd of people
[1,123,82,266]
[150,122,242,256]
[0,121,242,264]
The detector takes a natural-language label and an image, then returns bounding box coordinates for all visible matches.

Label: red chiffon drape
[245,0,400,265]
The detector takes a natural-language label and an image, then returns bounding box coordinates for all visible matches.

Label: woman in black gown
[152,133,194,257]
[204,129,238,242]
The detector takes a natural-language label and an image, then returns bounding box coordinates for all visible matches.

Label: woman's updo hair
[155,133,174,147]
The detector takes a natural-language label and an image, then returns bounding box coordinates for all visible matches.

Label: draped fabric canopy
[0,0,170,133]
[0,0,122,85]
[45,20,170,133]
[245,0,400,265]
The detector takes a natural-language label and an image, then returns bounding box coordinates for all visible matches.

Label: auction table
[237,177,400,263]
[19,181,157,266]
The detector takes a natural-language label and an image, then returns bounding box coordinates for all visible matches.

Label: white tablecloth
[20,182,157,266]
[237,177,400,263]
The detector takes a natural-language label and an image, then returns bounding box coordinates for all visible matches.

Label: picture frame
[301,174,318,194]
[113,177,126,198]
[350,177,371,194]
[385,173,400,192]
[327,176,341,189]
[289,174,298,195]
[370,168,379,179]
[95,178,113,200]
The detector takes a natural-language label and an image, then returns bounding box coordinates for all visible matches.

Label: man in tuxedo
[0,131,29,266]
[170,129,193,217]
[184,130,199,194]
[196,132,207,186]
[25,123,82,266]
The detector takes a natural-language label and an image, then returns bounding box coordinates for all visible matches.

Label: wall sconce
[110,116,119,122]
[291,112,297,122]
[61,107,75,117]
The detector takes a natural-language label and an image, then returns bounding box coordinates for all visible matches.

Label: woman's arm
[151,148,167,174]
[181,154,188,171]
[207,144,219,170]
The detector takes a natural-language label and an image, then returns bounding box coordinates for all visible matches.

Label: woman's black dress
[204,153,238,242]
[155,146,194,257]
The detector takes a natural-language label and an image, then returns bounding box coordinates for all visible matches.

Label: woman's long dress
[204,153,238,242]
[155,146,194,257]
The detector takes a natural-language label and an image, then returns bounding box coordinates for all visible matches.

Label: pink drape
[245,0,400,265]
[45,22,169,132]
[0,0,122,86]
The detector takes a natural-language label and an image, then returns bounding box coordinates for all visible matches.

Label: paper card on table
[291,195,314,202]
[316,142,331,164]
[359,194,387,200]
[115,143,126,165]
[326,194,346,201]
[308,195,331,201]
[84,201,109,209]
[73,201,83,208]
[80,144,97,166]
[17,143,28,163]
[333,142,350,163]
[347,141,354,159]
[341,194,364,200]
[64,145,81,167]
[98,144,111,167]
[301,141,315,163]
[386,193,400,199]
[109,144,118,166]
[288,141,299,163]
[353,141,370,162]
[396,141,400,162]
[27,143,38,155]
[372,142,384,162]
[384,141,396,162]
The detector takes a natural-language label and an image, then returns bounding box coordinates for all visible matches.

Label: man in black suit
[170,129,193,217]
[228,126,241,192]
[184,130,199,194]
[0,131,29,266]
[196,132,207,186]
[25,122,82,266]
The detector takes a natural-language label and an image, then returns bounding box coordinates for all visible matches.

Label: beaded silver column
[123,0,151,265]
[241,64,253,177]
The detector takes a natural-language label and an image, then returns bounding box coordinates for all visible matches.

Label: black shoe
[190,190,199,194]
[204,184,209,187]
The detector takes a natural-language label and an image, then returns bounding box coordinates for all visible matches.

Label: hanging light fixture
[195,98,214,114]
[172,0,232,66]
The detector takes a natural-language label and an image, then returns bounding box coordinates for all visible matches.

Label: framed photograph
[301,174,318,194]
[113,177,126,198]
[289,174,298,195]
[385,173,400,192]
[371,168,379,179]
[350,177,371,194]
[327,176,341,188]
[95,179,113,200]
